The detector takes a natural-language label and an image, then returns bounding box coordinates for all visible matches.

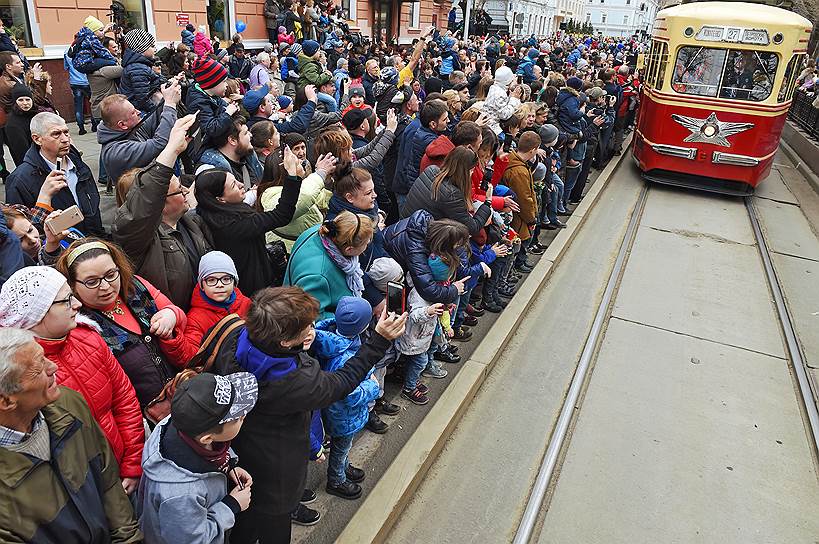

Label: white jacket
[482,83,521,135]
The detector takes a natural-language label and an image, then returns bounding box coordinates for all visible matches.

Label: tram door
[372,0,393,44]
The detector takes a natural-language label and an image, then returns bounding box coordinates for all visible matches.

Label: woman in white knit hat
[0,266,145,495]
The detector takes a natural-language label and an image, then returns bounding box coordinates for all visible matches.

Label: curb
[337,136,635,544]
[779,138,819,197]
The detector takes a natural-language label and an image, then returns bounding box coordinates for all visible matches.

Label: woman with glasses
[184,250,252,346]
[55,238,196,409]
[0,266,145,496]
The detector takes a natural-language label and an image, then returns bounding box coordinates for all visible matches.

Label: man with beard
[198,115,264,188]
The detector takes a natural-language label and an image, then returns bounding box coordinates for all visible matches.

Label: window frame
[671,45,779,102]
[777,53,804,103]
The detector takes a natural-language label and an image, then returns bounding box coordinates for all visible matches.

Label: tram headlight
[701,124,717,138]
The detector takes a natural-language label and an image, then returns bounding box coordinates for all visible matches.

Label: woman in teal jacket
[284,210,374,319]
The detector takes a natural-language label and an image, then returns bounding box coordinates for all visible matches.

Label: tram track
[511,185,819,544]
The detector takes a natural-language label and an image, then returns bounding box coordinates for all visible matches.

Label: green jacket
[297,54,332,91]
[283,225,352,319]
[0,387,141,543]
[262,172,332,251]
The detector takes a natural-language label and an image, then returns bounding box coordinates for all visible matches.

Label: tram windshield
[672,46,779,102]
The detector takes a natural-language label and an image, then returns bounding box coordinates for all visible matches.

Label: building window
[0,0,33,47]
[586,12,591,22]
[601,12,607,23]
[626,0,631,4]
[623,15,628,25]
[207,0,230,40]
[410,1,420,27]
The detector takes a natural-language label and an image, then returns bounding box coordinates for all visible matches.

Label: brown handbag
[144,313,246,425]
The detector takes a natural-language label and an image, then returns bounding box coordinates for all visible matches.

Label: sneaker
[401,387,429,405]
[567,159,580,167]
[466,304,484,317]
[300,488,317,504]
[447,344,459,354]
[515,262,534,273]
[482,299,503,313]
[507,275,520,285]
[415,382,429,395]
[365,411,388,434]
[529,243,546,255]
[469,291,482,304]
[498,285,516,298]
[346,464,365,483]
[556,206,567,214]
[554,220,567,229]
[91,124,98,133]
[433,348,461,364]
[326,480,362,500]
[453,326,472,341]
[291,504,321,526]
[463,315,479,327]
[375,398,401,415]
[78,127,87,136]
[422,366,448,379]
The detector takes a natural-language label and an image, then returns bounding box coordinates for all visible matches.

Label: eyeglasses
[76,268,120,289]
[202,275,235,287]
[51,293,77,308]
[167,187,189,198]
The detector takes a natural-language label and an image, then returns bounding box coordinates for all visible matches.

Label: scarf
[177,430,232,472]
[200,288,237,310]
[327,194,379,223]
[235,328,298,381]
[320,234,364,297]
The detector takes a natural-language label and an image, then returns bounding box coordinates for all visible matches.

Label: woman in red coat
[0,266,145,496]
[184,251,252,346]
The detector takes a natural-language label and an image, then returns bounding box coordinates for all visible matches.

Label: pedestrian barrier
[788,90,819,142]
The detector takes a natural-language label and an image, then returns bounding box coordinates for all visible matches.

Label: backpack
[144,313,245,425]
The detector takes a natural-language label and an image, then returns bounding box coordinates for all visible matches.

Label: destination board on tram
[695,26,769,45]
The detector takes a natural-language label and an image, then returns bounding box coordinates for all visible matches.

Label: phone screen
[187,116,201,139]
[55,158,62,171]
[386,282,405,314]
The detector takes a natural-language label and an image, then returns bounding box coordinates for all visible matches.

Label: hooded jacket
[419,134,454,173]
[119,48,163,114]
[4,102,35,167]
[137,417,238,543]
[395,286,439,356]
[382,210,459,304]
[39,322,145,479]
[401,165,493,236]
[556,87,584,135]
[396,125,439,196]
[99,103,177,185]
[185,84,233,157]
[313,319,380,437]
[208,325,391,514]
[0,388,141,543]
[501,151,537,241]
[71,27,117,74]
[88,64,123,120]
[5,144,104,236]
[193,32,213,58]
[297,53,331,91]
[482,82,521,136]
[180,29,195,48]
[261,171,331,251]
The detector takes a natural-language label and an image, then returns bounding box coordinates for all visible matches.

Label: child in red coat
[185,251,252,347]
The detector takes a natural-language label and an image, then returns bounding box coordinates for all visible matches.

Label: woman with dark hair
[257,148,337,251]
[194,148,303,295]
[55,238,195,408]
[401,145,494,236]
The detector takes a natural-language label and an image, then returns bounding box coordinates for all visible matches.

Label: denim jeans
[539,174,559,225]
[403,346,434,391]
[562,164,582,210]
[570,140,587,163]
[327,433,355,486]
[453,287,472,329]
[70,84,93,128]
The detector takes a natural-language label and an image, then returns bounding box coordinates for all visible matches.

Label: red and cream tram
[632,1,813,194]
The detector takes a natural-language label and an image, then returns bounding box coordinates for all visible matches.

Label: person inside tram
[721,51,756,100]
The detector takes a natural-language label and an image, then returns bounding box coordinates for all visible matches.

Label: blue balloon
[236,20,247,33]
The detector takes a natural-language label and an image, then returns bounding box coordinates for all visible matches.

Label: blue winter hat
[380,66,398,84]
[527,47,539,59]
[335,297,373,337]
[444,37,455,49]
[243,86,268,114]
[427,255,451,282]
[567,76,583,91]
[302,39,320,57]
[277,95,293,109]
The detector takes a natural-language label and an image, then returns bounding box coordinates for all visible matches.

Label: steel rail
[745,197,819,456]
[512,186,649,544]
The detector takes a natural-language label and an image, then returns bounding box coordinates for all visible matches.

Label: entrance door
[372,0,393,44]
[207,0,230,40]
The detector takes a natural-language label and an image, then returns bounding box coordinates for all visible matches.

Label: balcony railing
[788,89,819,141]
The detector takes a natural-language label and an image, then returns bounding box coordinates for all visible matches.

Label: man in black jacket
[210,286,407,544]
[6,112,104,236]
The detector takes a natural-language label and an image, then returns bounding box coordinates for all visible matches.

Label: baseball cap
[172,372,259,437]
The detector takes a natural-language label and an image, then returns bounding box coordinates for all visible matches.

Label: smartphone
[187,112,201,139]
[45,205,84,233]
[55,157,62,171]
[480,165,493,192]
[386,281,406,314]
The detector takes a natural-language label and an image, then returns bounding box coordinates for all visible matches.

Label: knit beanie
[123,28,155,55]
[494,66,514,89]
[243,85,269,114]
[198,251,239,284]
[290,43,302,56]
[538,124,559,146]
[342,108,368,131]
[566,76,583,91]
[11,82,32,101]
[279,42,291,55]
[528,48,539,59]
[84,16,105,33]
[424,76,443,95]
[427,255,451,282]
[277,95,292,110]
[0,266,68,330]
[367,257,404,293]
[335,296,372,337]
[193,57,229,90]
[302,39,320,57]
[186,24,195,32]
[278,26,286,33]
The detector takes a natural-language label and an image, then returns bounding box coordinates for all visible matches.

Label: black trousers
[230,508,291,544]
[0,127,8,178]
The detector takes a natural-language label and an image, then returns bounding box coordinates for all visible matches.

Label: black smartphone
[386,281,405,314]
[481,165,493,192]
[187,114,201,139]
[55,157,62,171]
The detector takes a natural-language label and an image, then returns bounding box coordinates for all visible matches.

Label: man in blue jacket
[516,48,540,84]
[393,99,449,209]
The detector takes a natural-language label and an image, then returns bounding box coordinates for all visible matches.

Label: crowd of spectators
[0,5,644,542]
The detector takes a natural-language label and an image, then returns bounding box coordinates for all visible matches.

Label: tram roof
[658,1,811,30]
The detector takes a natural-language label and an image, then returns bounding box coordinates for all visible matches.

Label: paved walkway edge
[337,136,634,544]
[779,136,819,197]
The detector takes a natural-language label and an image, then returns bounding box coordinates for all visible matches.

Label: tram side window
[720,50,778,102]
[655,42,669,89]
[672,46,727,97]
[777,54,805,103]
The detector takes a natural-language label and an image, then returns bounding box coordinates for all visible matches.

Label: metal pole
[464,0,472,38]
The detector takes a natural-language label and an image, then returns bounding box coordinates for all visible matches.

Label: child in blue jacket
[312,297,380,500]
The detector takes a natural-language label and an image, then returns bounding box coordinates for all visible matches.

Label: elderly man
[6,112,103,235]
[0,328,142,543]
[98,80,181,186]
[249,51,272,90]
